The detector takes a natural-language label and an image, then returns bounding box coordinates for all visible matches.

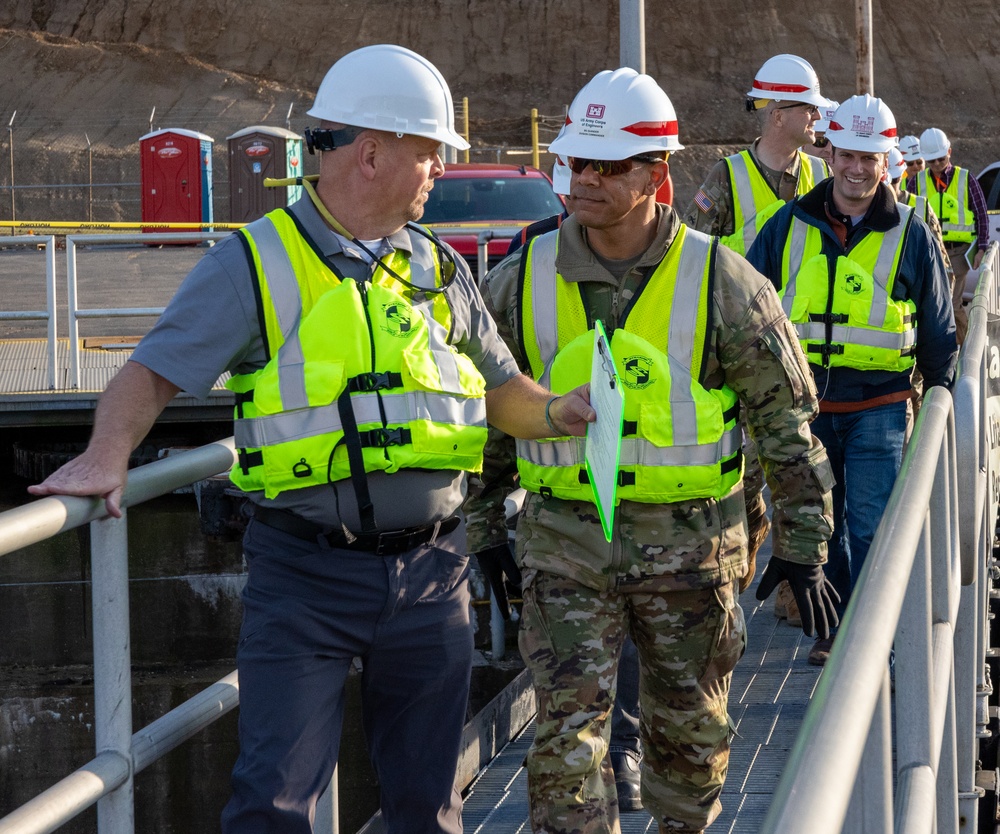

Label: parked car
[975,163,1000,248]
[422,163,566,278]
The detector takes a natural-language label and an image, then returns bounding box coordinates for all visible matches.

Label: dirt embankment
[1,0,999,211]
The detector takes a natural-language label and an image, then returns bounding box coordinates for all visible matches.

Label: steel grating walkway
[459,539,824,834]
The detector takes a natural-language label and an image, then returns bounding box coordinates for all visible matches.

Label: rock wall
[1,0,999,212]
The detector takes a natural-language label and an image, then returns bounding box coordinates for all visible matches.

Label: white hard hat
[919,127,950,161]
[814,100,840,133]
[747,54,830,107]
[886,147,906,182]
[549,68,683,160]
[899,135,922,162]
[307,44,469,151]
[827,95,897,153]
[551,155,571,195]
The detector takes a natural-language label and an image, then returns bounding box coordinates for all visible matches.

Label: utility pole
[856,0,873,94]
[620,0,645,72]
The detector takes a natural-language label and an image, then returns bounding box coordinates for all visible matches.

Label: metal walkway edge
[455,538,823,834]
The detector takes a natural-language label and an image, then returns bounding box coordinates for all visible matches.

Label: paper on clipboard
[584,320,625,542]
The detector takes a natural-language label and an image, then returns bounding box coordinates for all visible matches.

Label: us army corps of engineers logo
[381,302,414,337]
[622,355,655,389]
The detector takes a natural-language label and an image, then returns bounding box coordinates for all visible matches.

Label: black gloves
[473,543,523,620]
[756,557,840,639]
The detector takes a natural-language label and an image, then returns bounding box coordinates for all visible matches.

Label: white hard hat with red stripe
[551,155,571,195]
[548,68,683,160]
[886,147,906,181]
[746,54,830,107]
[827,95,897,153]
[814,100,840,133]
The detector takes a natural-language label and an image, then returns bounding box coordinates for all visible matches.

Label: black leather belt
[251,505,460,555]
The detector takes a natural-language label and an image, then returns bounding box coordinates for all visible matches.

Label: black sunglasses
[567,155,665,177]
[813,136,829,148]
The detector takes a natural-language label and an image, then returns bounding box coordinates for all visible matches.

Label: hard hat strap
[304,125,365,155]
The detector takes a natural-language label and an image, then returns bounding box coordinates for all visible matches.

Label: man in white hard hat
[907,126,990,343]
[481,67,836,834]
[684,53,832,629]
[28,44,595,834]
[898,134,924,192]
[747,95,957,666]
[803,99,839,164]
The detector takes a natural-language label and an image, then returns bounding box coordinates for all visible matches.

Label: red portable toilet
[227,126,304,223]
[139,128,214,233]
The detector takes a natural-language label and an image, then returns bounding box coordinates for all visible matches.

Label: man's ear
[647,161,670,196]
[357,135,380,181]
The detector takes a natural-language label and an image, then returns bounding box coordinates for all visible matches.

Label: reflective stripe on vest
[515,226,742,504]
[724,149,821,256]
[916,168,975,242]
[780,204,917,370]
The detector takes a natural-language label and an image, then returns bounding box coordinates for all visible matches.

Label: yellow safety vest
[778,204,917,371]
[897,190,928,223]
[228,209,488,499]
[722,149,827,256]
[516,226,742,505]
[915,167,975,243]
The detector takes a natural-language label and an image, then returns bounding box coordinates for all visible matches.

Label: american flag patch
[694,188,715,213]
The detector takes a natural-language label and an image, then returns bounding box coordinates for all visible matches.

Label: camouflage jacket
[470,206,834,593]
[683,139,806,239]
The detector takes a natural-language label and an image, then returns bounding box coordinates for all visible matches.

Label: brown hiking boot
[808,635,835,666]
[773,581,802,627]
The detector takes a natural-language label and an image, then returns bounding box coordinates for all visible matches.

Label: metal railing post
[45,236,58,389]
[66,236,81,388]
[90,511,135,833]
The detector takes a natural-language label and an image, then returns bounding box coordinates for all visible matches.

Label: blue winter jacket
[746,178,957,404]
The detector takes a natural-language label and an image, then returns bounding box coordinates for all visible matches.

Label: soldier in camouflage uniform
[480,69,836,834]
[683,53,833,627]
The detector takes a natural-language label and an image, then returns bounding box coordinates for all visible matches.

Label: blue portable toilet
[139,128,214,231]
[227,126,303,223]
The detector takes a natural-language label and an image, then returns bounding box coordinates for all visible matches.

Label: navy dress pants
[221,517,474,834]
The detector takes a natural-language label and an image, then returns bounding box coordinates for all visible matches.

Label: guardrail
[761,242,1000,833]
[65,232,230,388]
[0,235,58,388]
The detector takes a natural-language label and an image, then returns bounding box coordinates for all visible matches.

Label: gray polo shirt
[133,195,520,529]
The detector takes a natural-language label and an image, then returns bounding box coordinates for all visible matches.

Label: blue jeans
[610,635,641,759]
[810,400,906,620]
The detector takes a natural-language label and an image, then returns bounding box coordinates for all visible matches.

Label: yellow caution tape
[0,220,246,230]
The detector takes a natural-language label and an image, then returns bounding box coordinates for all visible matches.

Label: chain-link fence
[0,106,567,228]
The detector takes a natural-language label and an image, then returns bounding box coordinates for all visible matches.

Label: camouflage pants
[519,571,746,834]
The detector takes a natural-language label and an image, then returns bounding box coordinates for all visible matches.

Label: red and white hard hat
[549,68,683,160]
[551,155,571,196]
[886,147,906,182]
[919,127,950,161]
[899,135,922,162]
[827,95,897,153]
[746,54,830,107]
[814,100,840,133]
[307,44,470,151]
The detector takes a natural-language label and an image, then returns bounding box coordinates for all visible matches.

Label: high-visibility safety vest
[227,208,488,500]
[722,150,827,256]
[914,167,975,243]
[515,226,742,505]
[778,203,917,371]
[897,190,928,223]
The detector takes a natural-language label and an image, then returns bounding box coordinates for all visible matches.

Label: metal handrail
[0,439,241,834]
[761,242,1000,833]
[64,232,230,388]
[0,235,58,388]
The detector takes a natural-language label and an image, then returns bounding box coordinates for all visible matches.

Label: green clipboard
[584,320,626,541]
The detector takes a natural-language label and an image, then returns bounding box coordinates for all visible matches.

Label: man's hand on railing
[28,450,129,519]
[756,556,840,639]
